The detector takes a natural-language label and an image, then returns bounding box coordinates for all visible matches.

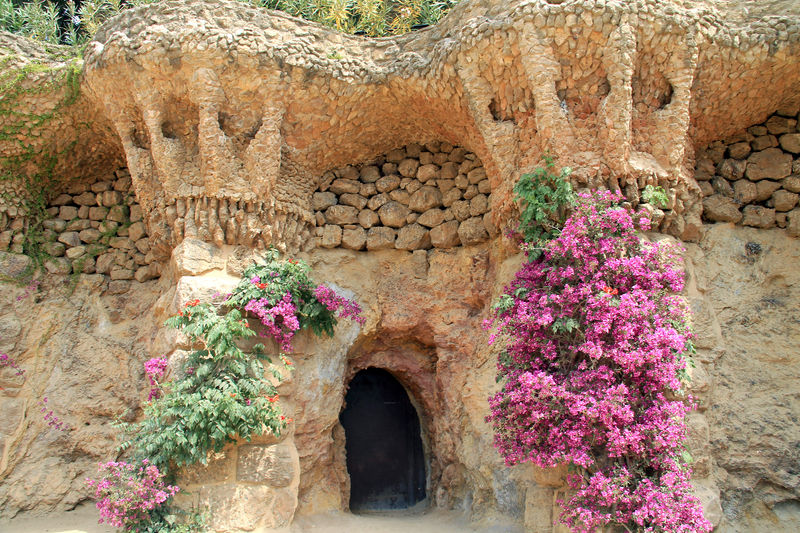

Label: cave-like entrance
[340,368,427,512]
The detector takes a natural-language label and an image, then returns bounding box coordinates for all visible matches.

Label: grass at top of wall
[1,0,462,59]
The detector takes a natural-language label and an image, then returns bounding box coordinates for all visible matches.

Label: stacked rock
[313,142,495,251]
[0,168,161,282]
[697,112,800,236]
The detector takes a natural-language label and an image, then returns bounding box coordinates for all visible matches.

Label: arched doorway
[340,368,427,512]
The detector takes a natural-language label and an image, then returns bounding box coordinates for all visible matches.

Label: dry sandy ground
[0,504,522,533]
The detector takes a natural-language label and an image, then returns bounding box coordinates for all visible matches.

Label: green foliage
[641,184,669,209]
[1,0,461,50]
[225,249,339,339]
[119,302,288,472]
[513,155,575,260]
[137,504,207,533]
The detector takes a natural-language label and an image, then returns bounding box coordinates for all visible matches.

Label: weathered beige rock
[395,224,431,251]
[772,190,799,212]
[741,206,776,228]
[378,201,410,228]
[320,225,342,248]
[366,227,396,250]
[746,148,793,181]
[325,205,358,226]
[430,220,461,248]
[170,238,225,277]
[457,217,490,245]
[341,227,366,250]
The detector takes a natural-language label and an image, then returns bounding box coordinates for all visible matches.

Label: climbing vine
[90,250,364,531]
[486,179,710,531]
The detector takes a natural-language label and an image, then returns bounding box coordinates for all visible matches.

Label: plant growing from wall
[486,187,710,532]
[94,250,364,530]
[512,155,575,260]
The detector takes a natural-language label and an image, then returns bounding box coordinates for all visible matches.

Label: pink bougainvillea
[245,292,302,351]
[144,358,169,401]
[314,284,367,325]
[486,190,710,532]
[86,459,178,531]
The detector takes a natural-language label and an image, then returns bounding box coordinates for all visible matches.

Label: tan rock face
[1,0,800,530]
[685,225,800,532]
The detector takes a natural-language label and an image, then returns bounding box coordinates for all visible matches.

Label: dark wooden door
[340,368,426,512]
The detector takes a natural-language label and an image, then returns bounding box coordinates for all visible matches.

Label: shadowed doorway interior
[340,368,426,512]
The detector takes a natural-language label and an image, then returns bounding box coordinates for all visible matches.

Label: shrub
[486,190,710,532]
[86,459,179,531]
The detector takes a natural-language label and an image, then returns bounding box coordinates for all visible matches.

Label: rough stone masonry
[1,0,800,532]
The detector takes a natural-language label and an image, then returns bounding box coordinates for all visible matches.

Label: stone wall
[0,168,161,283]
[313,143,495,251]
[697,111,800,236]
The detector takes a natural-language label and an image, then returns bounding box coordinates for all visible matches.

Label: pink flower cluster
[86,459,179,531]
[144,358,169,401]
[39,397,69,432]
[486,190,710,532]
[245,292,301,351]
[0,352,25,377]
[313,285,366,325]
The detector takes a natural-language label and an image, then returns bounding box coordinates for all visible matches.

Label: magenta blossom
[486,190,710,532]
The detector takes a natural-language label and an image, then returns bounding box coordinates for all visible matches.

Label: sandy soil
[0,504,522,533]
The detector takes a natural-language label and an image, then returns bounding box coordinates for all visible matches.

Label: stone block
[58,205,78,221]
[378,201,410,228]
[376,174,400,193]
[44,257,71,275]
[237,442,298,488]
[458,217,489,245]
[58,232,82,248]
[359,165,381,183]
[751,134,778,151]
[702,195,742,223]
[755,180,782,201]
[772,190,799,211]
[329,179,360,195]
[430,220,460,248]
[170,238,225,277]
[398,158,419,178]
[107,205,129,223]
[741,206,776,228]
[341,227,366,250]
[727,142,752,159]
[779,133,800,153]
[357,209,379,229]
[746,148,792,181]
[366,227,396,250]
[320,225,342,248]
[42,241,66,257]
[408,186,443,213]
[128,221,146,242]
[416,164,439,183]
[732,180,757,204]
[395,224,431,251]
[339,193,368,210]
[417,208,445,228]
[765,115,797,135]
[73,191,96,206]
[324,205,358,225]
[88,206,109,221]
[312,192,337,211]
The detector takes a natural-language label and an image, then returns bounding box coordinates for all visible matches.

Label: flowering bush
[486,190,710,532]
[119,250,363,473]
[85,459,179,531]
[226,249,365,351]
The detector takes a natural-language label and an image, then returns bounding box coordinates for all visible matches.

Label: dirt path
[0,505,521,533]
